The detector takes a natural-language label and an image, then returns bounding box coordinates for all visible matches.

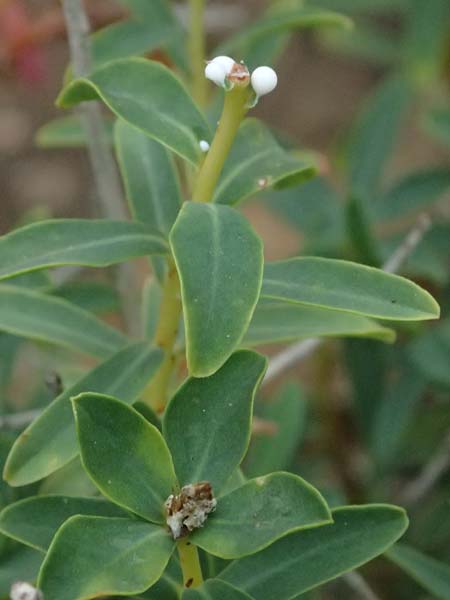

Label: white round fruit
[251,66,278,97]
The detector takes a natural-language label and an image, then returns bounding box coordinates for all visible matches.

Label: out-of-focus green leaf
[348,77,412,201]
[170,202,263,377]
[217,5,352,67]
[244,300,396,345]
[371,365,426,466]
[36,116,114,148]
[387,543,450,600]
[4,343,163,486]
[192,473,331,559]
[115,120,181,235]
[408,318,450,389]
[0,219,167,282]
[402,0,450,85]
[222,505,408,599]
[0,285,126,358]
[91,0,179,67]
[213,119,315,206]
[58,58,210,165]
[50,281,120,315]
[245,382,307,478]
[141,278,163,341]
[423,109,450,149]
[0,496,125,552]
[164,351,266,494]
[38,516,174,600]
[73,394,177,524]
[374,169,450,223]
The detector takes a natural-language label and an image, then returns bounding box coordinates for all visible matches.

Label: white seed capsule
[251,66,278,97]
[10,582,42,600]
[210,55,235,75]
[199,140,210,153]
[205,61,227,87]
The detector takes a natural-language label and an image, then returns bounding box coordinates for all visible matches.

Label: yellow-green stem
[177,537,203,590]
[145,257,182,413]
[189,0,207,107]
[192,87,251,203]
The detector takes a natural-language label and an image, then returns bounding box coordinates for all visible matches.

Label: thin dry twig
[382,213,432,274]
[61,0,138,335]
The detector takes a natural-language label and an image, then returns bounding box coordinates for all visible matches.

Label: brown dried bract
[165,482,217,540]
[227,62,250,87]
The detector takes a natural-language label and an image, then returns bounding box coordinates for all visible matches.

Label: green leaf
[36,116,114,148]
[262,257,440,321]
[245,382,307,478]
[222,505,409,599]
[375,168,450,223]
[212,119,315,206]
[38,516,174,600]
[51,281,120,315]
[170,202,264,377]
[73,393,177,524]
[217,6,352,61]
[58,58,210,165]
[0,496,125,552]
[0,545,42,597]
[91,0,178,67]
[115,120,181,235]
[164,350,267,494]
[386,543,450,600]
[408,317,450,389]
[244,300,396,345]
[192,472,331,559]
[0,219,167,282]
[0,285,126,358]
[142,278,163,340]
[4,342,163,486]
[348,77,412,201]
[423,109,450,149]
[183,579,254,600]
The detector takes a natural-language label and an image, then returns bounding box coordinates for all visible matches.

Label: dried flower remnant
[165,482,217,540]
[10,582,43,600]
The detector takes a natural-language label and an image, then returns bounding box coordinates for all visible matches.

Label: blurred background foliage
[0,1,449,598]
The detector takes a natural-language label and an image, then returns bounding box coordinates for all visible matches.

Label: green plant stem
[189,0,208,107]
[145,257,182,413]
[177,538,203,589]
[192,87,251,203]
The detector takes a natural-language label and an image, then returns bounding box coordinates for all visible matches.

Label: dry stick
[60,0,138,334]
[263,213,432,387]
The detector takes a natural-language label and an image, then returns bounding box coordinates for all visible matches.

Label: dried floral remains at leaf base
[165,482,217,540]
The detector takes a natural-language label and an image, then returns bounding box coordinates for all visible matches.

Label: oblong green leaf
[0,219,167,282]
[222,505,408,599]
[262,258,439,321]
[164,350,267,494]
[192,472,331,559]
[213,119,315,206]
[4,342,163,486]
[183,579,254,600]
[244,300,396,345]
[386,543,450,600]
[73,393,177,524]
[38,516,174,600]
[57,58,210,165]
[0,496,125,552]
[51,281,120,315]
[408,317,450,389]
[0,285,126,358]
[170,202,264,377]
[115,120,181,235]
